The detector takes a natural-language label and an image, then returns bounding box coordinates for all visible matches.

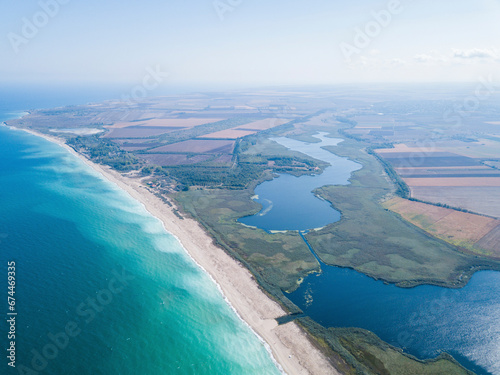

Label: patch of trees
[165,163,267,189]
[238,136,259,153]
[67,136,142,171]
[338,128,363,142]
[367,147,410,198]
[268,156,317,168]
[163,152,324,189]
[336,116,358,127]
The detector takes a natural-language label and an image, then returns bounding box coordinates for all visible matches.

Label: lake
[239,134,361,231]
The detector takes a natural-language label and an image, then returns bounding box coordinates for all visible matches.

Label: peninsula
[7,86,500,374]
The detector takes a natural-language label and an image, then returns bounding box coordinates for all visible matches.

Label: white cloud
[452,48,498,60]
[412,49,500,66]
[388,58,406,66]
[413,53,449,65]
[345,56,407,71]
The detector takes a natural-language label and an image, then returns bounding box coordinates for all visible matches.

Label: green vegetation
[367,147,410,198]
[67,135,142,171]
[336,116,357,127]
[298,318,472,375]
[165,163,264,189]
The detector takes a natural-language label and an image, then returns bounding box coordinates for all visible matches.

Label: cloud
[413,53,448,65]
[452,48,498,60]
[388,58,406,66]
[414,54,436,63]
[346,56,407,69]
[413,49,500,66]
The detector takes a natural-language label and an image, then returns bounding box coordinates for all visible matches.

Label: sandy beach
[20,128,339,375]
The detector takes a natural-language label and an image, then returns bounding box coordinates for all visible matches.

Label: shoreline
[16,127,338,375]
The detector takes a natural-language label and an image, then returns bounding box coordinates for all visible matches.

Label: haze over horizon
[2,0,500,89]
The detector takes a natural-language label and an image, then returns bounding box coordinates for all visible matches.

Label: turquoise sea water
[244,134,500,375]
[0,106,281,374]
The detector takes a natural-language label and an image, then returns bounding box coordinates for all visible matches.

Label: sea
[0,87,282,375]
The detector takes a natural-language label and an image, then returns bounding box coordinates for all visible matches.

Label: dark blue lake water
[241,133,500,375]
[239,134,361,231]
[288,251,499,375]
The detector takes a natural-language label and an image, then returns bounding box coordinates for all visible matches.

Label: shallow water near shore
[244,133,500,375]
[0,112,281,374]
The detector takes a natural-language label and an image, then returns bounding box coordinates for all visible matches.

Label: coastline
[17,127,339,375]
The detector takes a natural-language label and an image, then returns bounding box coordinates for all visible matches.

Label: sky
[1,0,500,88]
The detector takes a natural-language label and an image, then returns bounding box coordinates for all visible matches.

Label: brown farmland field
[410,186,500,219]
[396,166,490,170]
[141,118,223,127]
[233,118,289,131]
[140,153,213,166]
[148,139,235,153]
[405,177,500,187]
[380,153,480,168]
[375,144,438,154]
[353,115,395,125]
[112,138,159,144]
[103,126,184,138]
[106,118,224,129]
[383,197,499,243]
[199,129,257,139]
[435,139,500,159]
[377,144,500,219]
[397,168,500,178]
[475,225,500,256]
